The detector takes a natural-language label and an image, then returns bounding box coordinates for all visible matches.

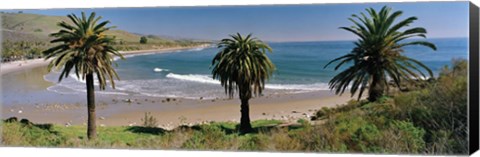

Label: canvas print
[0,1,476,155]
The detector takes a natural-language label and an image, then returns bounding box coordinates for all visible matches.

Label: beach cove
[1,43,360,129]
[1,38,466,129]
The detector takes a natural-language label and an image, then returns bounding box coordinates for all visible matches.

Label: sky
[3,1,469,42]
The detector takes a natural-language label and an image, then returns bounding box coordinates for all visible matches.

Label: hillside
[1,12,210,61]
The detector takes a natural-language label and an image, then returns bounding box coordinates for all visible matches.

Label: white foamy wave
[266,83,329,91]
[68,73,86,83]
[153,68,169,72]
[47,85,129,96]
[166,73,329,91]
[166,73,220,84]
[138,92,210,100]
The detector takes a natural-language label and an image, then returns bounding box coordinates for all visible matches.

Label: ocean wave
[46,85,128,96]
[166,73,220,84]
[266,83,329,91]
[165,73,329,91]
[153,67,169,72]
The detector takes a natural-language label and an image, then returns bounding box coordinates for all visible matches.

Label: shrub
[381,120,426,153]
[140,36,148,44]
[182,125,237,150]
[141,112,158,128]
[238,134,268,151]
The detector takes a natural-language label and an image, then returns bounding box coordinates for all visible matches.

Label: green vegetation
[44,12,124,140]
[139,36,148,44]
[314,59,468,154]
[325,6,437,102]
[1,12,209,62]
[211,33,276,134]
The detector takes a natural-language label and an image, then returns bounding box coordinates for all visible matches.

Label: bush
[393,59,468,154]
[139,36,148,44]
[141,112,158,128]
[182,125,237,150]
[381,120,426,153]
[238,134,268,151]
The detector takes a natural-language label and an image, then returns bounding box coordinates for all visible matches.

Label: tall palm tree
[43,12,124,140]
[324,6,437,102]
[211,33,275,134]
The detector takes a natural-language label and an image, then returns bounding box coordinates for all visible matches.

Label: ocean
[43,38,468,100]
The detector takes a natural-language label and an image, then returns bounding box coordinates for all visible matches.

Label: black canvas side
[469,1,479,155]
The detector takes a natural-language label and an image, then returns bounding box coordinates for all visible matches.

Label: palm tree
[324,6,437,102]
[211,33,275,134]
[43,12,124,140]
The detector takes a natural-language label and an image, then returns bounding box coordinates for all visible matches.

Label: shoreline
[0,44,212,76]
[1,42,359,130]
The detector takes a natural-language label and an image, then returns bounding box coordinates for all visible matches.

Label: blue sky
[4,1,469,42]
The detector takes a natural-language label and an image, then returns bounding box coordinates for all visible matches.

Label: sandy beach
[1,44,358,129]
[1,44,212,76]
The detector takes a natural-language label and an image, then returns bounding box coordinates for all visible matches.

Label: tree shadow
[174,125,202,132]
[4,117,59,135]
[218,123,303,135]
[219,124,239,135]
[125,126,167,135]
[250,123,310,135]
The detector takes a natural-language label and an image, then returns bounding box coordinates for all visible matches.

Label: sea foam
[153,68,169,72]
[165,73,329,91]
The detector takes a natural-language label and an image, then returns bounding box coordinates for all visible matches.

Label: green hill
[1,12,210,61]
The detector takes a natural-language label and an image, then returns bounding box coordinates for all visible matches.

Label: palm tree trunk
[86,73,97,140]
[240,97,253,134]
[368,73,385,102]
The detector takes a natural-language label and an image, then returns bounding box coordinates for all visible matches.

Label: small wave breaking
[153,68,169,72]
[165,73,329,91]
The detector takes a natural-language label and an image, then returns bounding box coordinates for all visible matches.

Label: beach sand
[2,89,356,129]
[1,44,358,129]
[0,44,211,76]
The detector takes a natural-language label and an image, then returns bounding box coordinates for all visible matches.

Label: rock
[199,97,203,100]
[65,122,71,127]
[123,99,132,103]
[291,111,299,113]
[100,124,105,127]
[166,98,171,102]
[99,117,106,120]
[9,109,14,112]
[262,112,266,115]
[18,110,23,114]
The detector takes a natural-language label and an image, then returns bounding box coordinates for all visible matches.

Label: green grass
[2,119,294,150]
